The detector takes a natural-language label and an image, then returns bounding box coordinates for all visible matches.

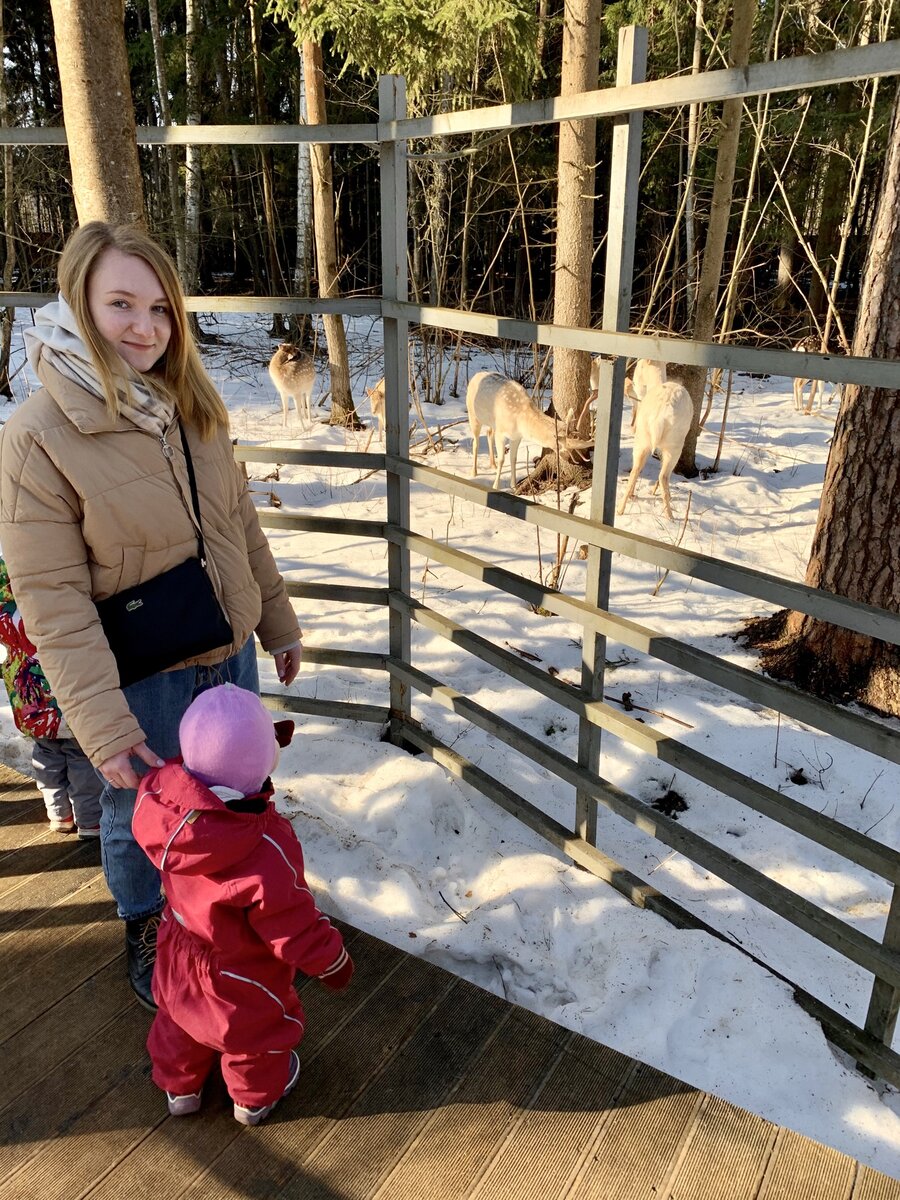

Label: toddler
[132,683,353,1126]
[0,557,101,838]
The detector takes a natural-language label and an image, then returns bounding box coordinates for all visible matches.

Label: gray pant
[31,737,103,830]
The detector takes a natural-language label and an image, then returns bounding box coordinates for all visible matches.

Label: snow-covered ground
[3,308,900,1178]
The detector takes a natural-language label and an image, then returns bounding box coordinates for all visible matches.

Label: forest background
[2,0,898,364]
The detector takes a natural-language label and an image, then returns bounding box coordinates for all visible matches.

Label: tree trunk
[550,0,602,429]
[183,0,201,301]
[49,0,144,224]
[292,52,313,345]
[0,0,16,399]
[250,0,287,339]
[676,0,755,476]
[684,0,704,326]
[301,39,356,426]
[147,0,184,272]
[743,85,900,717]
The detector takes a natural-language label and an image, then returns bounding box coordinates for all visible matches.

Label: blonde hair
[57,222,228,439]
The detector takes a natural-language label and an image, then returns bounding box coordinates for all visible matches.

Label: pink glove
[318,946,354,992]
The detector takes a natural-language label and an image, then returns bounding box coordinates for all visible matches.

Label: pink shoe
[233,1050,301,1126]
[48,815,75,833]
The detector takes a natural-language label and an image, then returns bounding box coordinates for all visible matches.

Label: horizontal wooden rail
[401,718,900,1088]
[235,444,384,470]
[257,512,385,539]
[388,41,900,139]
[255,644,388,671]
[3,42,894,151]
[260,690,388,724]
[285,581,390,607]
[0,122,379,146]
[383,300,900,389]
[385,525,900,766]
[0,292,382,316]
[394,592,900,883]
[388,458,900,645]
[389,656,900,988]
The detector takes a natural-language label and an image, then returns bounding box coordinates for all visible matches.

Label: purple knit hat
[179,684,278,796]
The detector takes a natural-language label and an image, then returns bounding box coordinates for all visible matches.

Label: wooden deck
[2,763,899,1200]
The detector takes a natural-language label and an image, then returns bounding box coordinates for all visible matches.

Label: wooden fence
[4,28,900,1083]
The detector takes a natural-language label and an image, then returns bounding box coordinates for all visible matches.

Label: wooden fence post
[865,886,900,1058]
[378,75,412,743]
[576,25,648,844]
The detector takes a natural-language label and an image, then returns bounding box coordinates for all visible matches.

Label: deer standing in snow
[617,378,692,520]
[268,344,316,427]
[466,371,591,490]
[365,377,386,441]
[791,335,823,413]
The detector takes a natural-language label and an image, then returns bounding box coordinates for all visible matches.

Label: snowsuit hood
[134,760,274,876]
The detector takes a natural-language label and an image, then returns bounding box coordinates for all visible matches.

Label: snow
[3,308,900,1178]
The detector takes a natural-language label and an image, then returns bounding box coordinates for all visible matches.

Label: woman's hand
[99,742,165,791]
[274,644,302,686]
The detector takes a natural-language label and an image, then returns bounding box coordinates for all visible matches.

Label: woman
[0,222,302,1010]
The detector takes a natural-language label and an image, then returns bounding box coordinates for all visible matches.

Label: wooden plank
[0,293,382,316]
[853,1166,900,1198]
[389,458,900,646]
[0,833,101,900]
[568,1062,704,1198]
[756,1128,857,1200]
[665,1094,777,1199]
[0,123,380,146]
[284,582,389,608]
[271,979,511,1198]
[0,855,106,941]
[0,893,121,1040]
[465,1040,637,1198]
[0,1000,156,1193]
[0,873,113,984]
[374,1006,572,1200]
[1,956,134,1112]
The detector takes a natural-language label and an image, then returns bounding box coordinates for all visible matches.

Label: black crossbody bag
[95,424,234,688]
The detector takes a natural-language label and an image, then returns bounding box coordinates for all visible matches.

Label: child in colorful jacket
[0,557,102,837]
[132,683,353,1126]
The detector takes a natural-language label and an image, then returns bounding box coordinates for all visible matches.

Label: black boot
[125,912,161,1012]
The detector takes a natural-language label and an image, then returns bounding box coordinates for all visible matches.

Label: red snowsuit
[132,761,348,1107]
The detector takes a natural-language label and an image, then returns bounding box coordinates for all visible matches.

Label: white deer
[268,343,316,427]
[466,371,591,490]
[617,379,692,520]
[791,335,823,413]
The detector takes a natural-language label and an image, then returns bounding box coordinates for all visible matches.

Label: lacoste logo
[125,599,144,612]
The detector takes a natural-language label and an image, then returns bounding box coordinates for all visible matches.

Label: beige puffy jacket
[0,362,300,766]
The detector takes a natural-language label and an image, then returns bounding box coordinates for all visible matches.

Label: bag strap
[178,422,208,566]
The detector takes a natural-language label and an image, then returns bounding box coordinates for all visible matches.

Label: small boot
[125,912,161,1012]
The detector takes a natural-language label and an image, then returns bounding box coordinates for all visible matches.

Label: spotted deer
[268,344,315,427]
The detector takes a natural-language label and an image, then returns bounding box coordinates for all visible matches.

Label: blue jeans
[99,638,260,921]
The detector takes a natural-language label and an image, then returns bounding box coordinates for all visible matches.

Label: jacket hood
[133,760,272,876]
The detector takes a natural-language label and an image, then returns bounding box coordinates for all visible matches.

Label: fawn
[466,371,591,490]
[617,377,692,520]
[268,344,315,427]
[365,377,386,440]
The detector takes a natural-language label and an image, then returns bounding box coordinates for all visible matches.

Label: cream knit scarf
[24,294,176,437]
